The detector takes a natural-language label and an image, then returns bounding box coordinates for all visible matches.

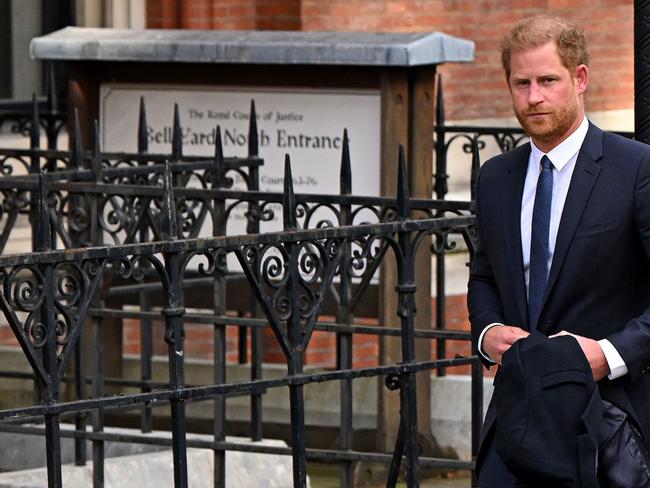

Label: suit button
[641,363,650,374]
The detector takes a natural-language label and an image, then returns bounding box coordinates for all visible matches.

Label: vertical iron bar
[283,157,308,488]
[29,96,42,406]
[139,291,154,433]
[435,251,446,377]
[30,95,41,250]
[470,357,483,488]
[211,127,227,488]
[337,129,354,487]
[386,411,406,488]
[395,150,420,487]
[91,313,105,488]
[470,137,480,201]
[74,327,86,466]
[89,119,105,488]
[247,103,264,442]
[161,161,188,488]
[75,118,96,464]
[136,100,154,433]
[37,174,63,488]
[434,74,449,375]
[238,325,248,363]
[164,289,189,488]
[213,304,227,488]
[635,0,650,143]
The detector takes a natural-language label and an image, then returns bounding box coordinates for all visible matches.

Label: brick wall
[146,0,300,30]
[299,0,634,121]
[147,0,634,122]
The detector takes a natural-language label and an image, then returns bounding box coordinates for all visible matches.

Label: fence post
[160,161,189,488]
[392,147,421,487]
[211,126,227,488]
[337,129,355,487]
[283,156,309,488]
[245,101,264,445]
[35,173,64,487]
[89,119,106,488]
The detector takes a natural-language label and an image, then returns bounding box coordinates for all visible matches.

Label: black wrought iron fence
[0,97,482,488]
[0,64,66,150]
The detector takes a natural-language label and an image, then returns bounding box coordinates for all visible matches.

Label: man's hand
[551,331,610,381]
[483,325,529,365]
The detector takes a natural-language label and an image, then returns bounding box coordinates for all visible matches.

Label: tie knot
[541,155,553,171]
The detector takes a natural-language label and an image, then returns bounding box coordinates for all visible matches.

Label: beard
[514,93,580,145]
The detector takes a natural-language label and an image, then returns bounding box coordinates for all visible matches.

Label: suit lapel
[542,124,603,312]
[502,145,530,328]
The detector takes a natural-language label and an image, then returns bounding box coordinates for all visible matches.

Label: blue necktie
[528,155,554,330]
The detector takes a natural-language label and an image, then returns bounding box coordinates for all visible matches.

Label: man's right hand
[482,325,529,365]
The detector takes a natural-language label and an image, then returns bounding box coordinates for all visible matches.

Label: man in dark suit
[467,15,650,487]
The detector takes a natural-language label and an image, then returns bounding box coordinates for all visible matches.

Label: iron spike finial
[340,129,351,195]
[36,171,52,252]
[396,145,410,219]
[436,74,445,128]
[282,154,297,231]
[30,94,40,150]
[138,96,148,154]
[172,103,182,161]
[92,119,102,182]
[160,159,178,240]
[213,126,225,187]
[72,108,83,169]
[248,100,259,157]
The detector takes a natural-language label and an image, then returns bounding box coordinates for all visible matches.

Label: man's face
[508,41,588,152]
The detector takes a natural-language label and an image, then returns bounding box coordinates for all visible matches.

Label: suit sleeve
[467,164,506,367]
[605,150,650,383]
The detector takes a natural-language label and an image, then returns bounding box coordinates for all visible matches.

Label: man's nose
[527,83,544,105]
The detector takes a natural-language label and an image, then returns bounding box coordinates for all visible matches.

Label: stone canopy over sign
[31,27,474,67]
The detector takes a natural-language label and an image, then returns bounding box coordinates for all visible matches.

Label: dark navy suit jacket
[467,122,650,467]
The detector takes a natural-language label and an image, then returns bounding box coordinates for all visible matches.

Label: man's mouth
[526,112,549,120]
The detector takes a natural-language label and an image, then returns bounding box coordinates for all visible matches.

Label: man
[468,15,650,487]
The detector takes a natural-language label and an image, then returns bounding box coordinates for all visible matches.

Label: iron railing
[0,98,480,488]
[0,64,66,150]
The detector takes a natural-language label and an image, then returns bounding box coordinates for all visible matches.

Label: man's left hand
[551,331,610,381]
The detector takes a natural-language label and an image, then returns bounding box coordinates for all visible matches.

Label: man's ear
[575,64,589,94]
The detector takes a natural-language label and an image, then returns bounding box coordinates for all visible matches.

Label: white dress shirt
[478,117,627,379]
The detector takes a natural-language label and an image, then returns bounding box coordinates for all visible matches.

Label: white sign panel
[100,84,381,273]
[99,84,380,201]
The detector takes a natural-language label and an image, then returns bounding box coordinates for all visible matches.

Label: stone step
[0,427,302,488]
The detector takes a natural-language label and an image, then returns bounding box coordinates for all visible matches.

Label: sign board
[100,84,380,198]
[100,84,381,270]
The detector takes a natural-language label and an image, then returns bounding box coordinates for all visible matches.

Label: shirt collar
[530,116,589,171]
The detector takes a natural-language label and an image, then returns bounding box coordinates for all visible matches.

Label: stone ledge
[0,428,301,488]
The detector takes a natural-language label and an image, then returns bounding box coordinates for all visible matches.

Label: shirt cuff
[598,339,628,380]
[478,323,504,364]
